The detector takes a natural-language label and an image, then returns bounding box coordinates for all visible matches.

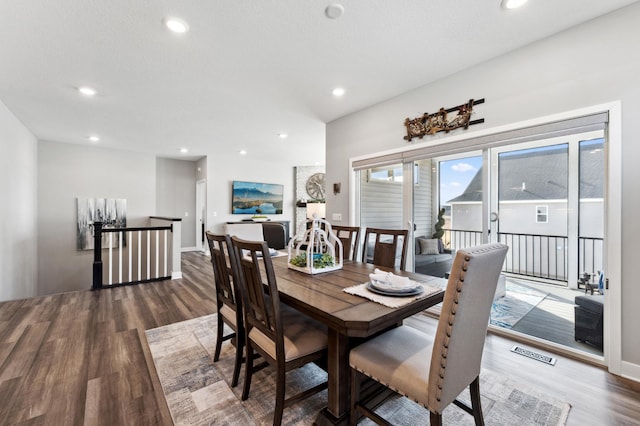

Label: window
[367,164,419,184]
[368,166,403,182]
[536,205,548,223]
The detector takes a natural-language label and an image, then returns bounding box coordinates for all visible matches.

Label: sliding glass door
[491,140,570,283]
[490,130,604,287]
[357,129,606,357]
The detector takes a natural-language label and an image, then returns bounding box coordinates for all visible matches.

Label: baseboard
[180,246,199,252]
[620,361,640,383]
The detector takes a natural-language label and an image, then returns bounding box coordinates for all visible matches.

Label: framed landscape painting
[231,181,284,214]
[76,197,127,250]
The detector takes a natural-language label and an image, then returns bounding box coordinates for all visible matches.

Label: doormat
[511,345,557,365]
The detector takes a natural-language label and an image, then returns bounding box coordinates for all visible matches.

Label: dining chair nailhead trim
[434,255,470,404]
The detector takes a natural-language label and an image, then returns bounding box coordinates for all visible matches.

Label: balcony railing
[578,236,604,289]
[92,217,182,289]
[443,228,603,284]
[498,232,568,281]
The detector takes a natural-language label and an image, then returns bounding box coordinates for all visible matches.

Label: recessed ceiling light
[88,135,100,142]
[332,87,345,97]
[180,148,189,154]
[78,86,97,96]
[164,17,189,33]
[501,0,528,10]
[325,4,345,20]
[278,133,288,139]
[239,149,247,155]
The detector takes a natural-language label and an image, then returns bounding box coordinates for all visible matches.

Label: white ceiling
[0,0,637,162]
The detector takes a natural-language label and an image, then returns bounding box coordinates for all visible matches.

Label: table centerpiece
[287,215,343,274]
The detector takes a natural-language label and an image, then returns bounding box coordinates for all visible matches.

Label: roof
[448,142,604,203]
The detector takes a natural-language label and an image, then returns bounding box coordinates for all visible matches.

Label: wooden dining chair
[230,236,328,426]
[331,225,361,262]
[361,227,409,271]
[349,243,509,426]
[205,231,245,387]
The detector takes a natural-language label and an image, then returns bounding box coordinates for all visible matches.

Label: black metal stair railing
[92,221,174,289]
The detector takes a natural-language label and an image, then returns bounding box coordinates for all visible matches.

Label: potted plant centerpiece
[288,215,343,274]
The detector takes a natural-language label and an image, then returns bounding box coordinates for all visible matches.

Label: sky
[436,138,604,206]
[439,155,483,205]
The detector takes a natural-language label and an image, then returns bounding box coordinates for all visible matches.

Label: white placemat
[344,282,442,308]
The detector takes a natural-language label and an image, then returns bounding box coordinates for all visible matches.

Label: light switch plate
[332,213,342,221]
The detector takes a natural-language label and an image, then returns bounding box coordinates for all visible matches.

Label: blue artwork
[232,181,283,214]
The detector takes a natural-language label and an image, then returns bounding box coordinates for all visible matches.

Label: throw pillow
[419,238,440,255]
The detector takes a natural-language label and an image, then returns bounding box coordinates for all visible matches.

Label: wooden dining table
[270,256,446,425]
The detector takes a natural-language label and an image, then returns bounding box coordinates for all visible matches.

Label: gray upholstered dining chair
[230,236,328,426]
[361,227,409,271]
[349,243,508,425]
[206,231,245,387]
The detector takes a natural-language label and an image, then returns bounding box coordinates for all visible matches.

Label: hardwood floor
[0,252,638,425]
[0,253,216,425]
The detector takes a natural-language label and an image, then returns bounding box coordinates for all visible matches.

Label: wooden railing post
[149,216,183,280]
[170,220,182,279]
[92,221,103,289]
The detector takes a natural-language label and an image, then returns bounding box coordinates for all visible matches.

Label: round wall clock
[305,172,326,200]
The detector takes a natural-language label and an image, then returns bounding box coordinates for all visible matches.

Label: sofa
[223,221,289,249]
[414,236,454,278]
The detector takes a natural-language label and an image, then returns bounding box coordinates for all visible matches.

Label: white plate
[366,282,424,297]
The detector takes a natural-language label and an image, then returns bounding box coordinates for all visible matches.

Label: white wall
[326,5,640,370]
[294,165,325,233]
[34,133,322,296]
[156,158,197,248]
[205,153,298,236]
[0,100,37,302]
[37,141,156,295]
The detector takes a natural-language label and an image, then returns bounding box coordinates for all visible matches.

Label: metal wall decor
[403,98,485,142]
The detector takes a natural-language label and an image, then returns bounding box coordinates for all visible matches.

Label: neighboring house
[446,143,604,280]
[448,143,604,238]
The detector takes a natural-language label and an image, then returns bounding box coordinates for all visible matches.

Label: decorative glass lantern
[288,216,343,274]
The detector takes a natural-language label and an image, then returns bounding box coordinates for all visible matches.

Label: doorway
[196,179,206,254]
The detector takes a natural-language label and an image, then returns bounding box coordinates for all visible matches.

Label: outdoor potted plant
[432,207,446,252]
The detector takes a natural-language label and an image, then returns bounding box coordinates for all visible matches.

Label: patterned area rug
[490,280,548,329]
[145,315,570,425]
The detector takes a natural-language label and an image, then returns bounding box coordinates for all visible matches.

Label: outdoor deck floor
[497,277,603,357]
